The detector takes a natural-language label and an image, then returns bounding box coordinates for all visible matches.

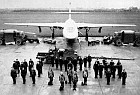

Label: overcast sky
[1,0,140,9]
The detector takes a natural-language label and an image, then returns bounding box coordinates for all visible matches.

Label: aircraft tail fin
[52,2,89,19]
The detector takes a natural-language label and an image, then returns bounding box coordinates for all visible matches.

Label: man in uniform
[31,68,36,84]
[36,62,42,77]
[10,67,17,84]
[64,57,68,72]
[55,57,59,69]
[59,72,65,91]
[21,67,27,84]
[23,59,28,74]
[87,54,92,68]
[116,60,122,79]
[13,61,18,74]
[112,63,116,78]
[51,55,55,67]
[93,59,99,78]
[59,57,63,71]
[121,69,127,85]
[72,71,78,90]
[67,60,73,70]
[67,67,73,84]
[15,59,20,74]
[29,59,34,77]
[83,56,87,68]
[106,69,111,85]
[79,56,83,71]
[83,68,88,85]
[110,59,115,75]
[99,63,104,78]
[38,59,43,74]
[48,67,54,85]
[73,57,77,71]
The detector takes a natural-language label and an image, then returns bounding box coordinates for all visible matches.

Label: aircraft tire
[116,39,122,46]
[29,40,34,43]
[16,39,22,45]
[0,39,3,45]
[135,39,140,46]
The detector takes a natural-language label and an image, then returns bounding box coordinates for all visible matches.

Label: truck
[0,29,26,45]
[24,32,39,43]
[112,30,140,46]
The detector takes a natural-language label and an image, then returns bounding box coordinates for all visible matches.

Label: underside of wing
[5,23,65,28]
[76,23,136,28]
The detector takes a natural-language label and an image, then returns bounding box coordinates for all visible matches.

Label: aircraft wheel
[29,40,34,43]
[0,39,3,45]
[16,39,22,45]
[135,39,140,46]
[115,39,122,46]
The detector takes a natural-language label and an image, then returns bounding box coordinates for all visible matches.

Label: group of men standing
[50,54,92,72]
[10,54,127,92]
[10,59,43,84]
[93,58,127,85]
[48,54,91,91]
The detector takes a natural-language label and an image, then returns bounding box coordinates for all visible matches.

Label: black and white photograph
[0,0,140,95]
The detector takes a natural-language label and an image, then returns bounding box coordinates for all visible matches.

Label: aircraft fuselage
[63,18,78,40]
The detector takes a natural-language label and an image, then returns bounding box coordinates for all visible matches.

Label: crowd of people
[10,54,127,91]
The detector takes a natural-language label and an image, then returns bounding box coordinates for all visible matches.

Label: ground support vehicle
[36,48,78,64]
[112,30,140,46]
[0,29,26,45]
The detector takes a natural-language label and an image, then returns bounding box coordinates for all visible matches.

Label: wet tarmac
[0,37,140,95]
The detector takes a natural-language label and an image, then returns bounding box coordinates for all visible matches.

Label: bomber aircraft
[5,3,136,44]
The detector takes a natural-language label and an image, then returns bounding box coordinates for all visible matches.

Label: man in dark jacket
[10,67,17,84]
[48,67,54,85]
[59,57,63,71]
[67,60,73,70]
[79,56,83,71]
[67,67,73,84]
[36,62,42,77]
[122,69,127,85]
[64,57,68,72]
[87,54,92,68]
[31,68,36,84]
[99,63,104,78]
[93,59,99,78]
[23,59,28,74]
[21,67,27,84]
[106,69,111,85]
[51,55,55,67]
[83,56,87,68]
[15,59,20,74]
[29,59,34,77]
[55,57,59,69]
[83,68,88,85]
[72,71,78,90]
[73,58,77,71]
[59,72,65,91]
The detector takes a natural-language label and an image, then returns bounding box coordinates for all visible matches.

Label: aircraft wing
[76,23,136,28]
[5,23,65,27]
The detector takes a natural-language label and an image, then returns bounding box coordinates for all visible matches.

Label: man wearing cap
[72,71,78,90]
[10,67,17,84]
[83,68,88,85]
[48,67,54,85]
[59,72,65,90]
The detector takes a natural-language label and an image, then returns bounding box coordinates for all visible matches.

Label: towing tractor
[0,29,26,45]
[112,30,140,46]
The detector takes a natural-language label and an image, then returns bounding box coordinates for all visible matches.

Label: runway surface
[0,37,140,95]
